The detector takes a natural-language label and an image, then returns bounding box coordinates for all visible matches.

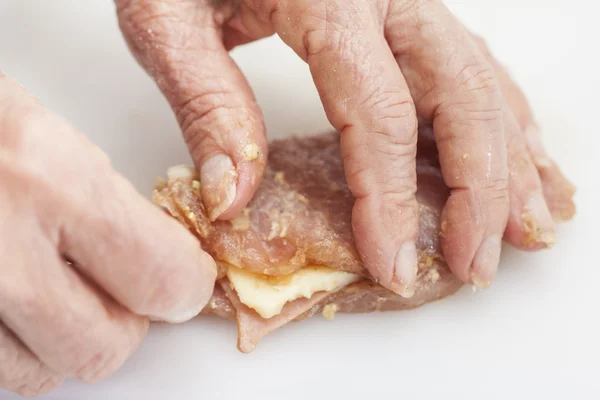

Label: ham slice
[219,280,335,353]
[154,124,574,352]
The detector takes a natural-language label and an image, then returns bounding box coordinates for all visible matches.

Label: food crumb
[186,211,197,223]
[167,164,196,181]
[231,210,251,231]
[267,222,279,241]
[154,177,167,190]
[274,171,285,184]
[426,268,440,283]
[242,143,260,161]
[322,303,339,320]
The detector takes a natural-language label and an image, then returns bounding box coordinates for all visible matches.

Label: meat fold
[154,125,572,352]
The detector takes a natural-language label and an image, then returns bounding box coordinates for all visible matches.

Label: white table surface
[1,1,599,399]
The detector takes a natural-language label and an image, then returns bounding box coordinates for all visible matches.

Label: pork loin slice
[153,128,466,352]
[154,129,449,277]
[153,126,572,352]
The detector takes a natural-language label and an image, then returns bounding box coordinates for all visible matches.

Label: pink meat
[154,125,572,352]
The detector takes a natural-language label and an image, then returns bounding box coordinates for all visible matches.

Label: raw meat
[154,124,572,352]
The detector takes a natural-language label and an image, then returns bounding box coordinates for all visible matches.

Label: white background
[1,1,599,399]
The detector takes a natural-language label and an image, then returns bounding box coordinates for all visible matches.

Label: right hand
[116,0,574,296]
[0,73,217,397]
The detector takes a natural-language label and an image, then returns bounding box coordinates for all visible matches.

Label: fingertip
[470,234,501,289]
[200,153,238,221]
[198,140,267,222]
[439,192,480,284]
[391,242,418,298]
[146,252,217,324]
[505,191,557,251]
[214,137,268,221]
[130,207,217,322]
[352,195,420,295]
[504,113,558,250]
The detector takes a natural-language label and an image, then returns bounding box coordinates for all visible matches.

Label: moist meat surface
[155,127,449,278]
[154,125,573,352]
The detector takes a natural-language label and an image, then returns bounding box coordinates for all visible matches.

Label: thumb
[116,0,267,220]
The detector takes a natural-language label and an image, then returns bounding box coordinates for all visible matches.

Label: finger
[470,33,576,221]
[503,108,556,250]
[58,149,218,323]
[263,0,419,296]
[0,76,217,323]
[116,0,268,221]
[222,3,277,51]
[536,154,577,222]
[0,324,62,397]
[0,224,148,383]
[386,1,509,287]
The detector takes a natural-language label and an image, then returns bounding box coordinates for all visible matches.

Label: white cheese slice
[226,265,361,319]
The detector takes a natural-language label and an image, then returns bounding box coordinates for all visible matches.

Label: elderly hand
[0,74,216,396]
[116,0,573,295]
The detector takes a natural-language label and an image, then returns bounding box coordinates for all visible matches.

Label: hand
[0,74,216,396]
[116,0,573,295]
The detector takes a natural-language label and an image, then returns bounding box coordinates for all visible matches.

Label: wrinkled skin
[0,74,217,396]
[117,0,575,298]
[157,129,574,352]
[0,0,578,396]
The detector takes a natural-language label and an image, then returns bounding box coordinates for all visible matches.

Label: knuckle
[175,91,238,135]
[454,61,501,102]
[361,96,417,161]
[0,284,43,321]
[478,177,509,204]
[303,25,347,60]
[505,125,526,158]
[13,375,62,398]
[0,326,61,397]
[372,132,416,160]
[300,2,370,59]
[73,343,123,383]
[507,139,537,180]
[177,94,261,163]
[117,0,216,74]
[386,0,439,55]
[381,183,418,207]
[391,0,439,15]
[343,142,373,197]
[362,89,416,124]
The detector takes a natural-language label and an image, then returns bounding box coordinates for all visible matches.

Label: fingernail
[524,125,552,168]
[392,242,418,298]
[200,154,237,221]
[167,164,196,181]
[470,235,501,289]
[523,192,557,247]
[149,304,205,324]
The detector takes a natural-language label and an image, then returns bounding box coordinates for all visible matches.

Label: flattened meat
[154,126,573,352]
[154,130,448,278]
